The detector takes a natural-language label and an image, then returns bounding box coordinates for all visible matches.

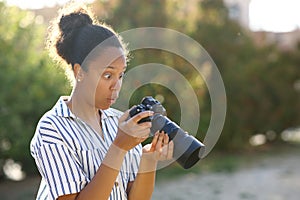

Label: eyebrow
[106,66,127,70]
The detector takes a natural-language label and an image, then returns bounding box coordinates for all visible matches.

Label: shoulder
[31,111,64,145]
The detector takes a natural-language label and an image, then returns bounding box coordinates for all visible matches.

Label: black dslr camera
[129,96,205,169]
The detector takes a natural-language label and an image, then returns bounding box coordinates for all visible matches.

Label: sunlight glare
[249,134,266,146]
[2,0,94,10]
[249,0,300,32]
[3,159,26,181]
[281,128,300,143]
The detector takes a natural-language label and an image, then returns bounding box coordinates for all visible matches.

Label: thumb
[119,109,130,122]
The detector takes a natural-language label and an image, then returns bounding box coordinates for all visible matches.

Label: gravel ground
[152,151,300,200]
[1,147,299,200]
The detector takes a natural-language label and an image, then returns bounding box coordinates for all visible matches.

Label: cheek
[118,79,123,89]
[95,80,107,94]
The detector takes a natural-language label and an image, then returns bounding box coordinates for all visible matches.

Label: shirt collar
[52,96,76,118]
[52,96,122,119]
[101,108,123,120]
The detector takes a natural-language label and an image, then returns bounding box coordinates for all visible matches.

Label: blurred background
[0,0,299,199]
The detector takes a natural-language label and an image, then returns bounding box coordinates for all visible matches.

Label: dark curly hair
[47,3,127,75]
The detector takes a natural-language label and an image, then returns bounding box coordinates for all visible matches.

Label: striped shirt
[30,97,142,200]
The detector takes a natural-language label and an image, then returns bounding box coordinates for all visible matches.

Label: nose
[111,79,122,91]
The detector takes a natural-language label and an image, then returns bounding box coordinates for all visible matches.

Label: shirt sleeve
[31,119,89,200]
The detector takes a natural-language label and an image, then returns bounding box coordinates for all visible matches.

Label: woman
[30,4,173,200]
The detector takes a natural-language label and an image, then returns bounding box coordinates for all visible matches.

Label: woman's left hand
[142,131,174,161]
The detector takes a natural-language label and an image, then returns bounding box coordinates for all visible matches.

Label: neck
[66,88,102,135]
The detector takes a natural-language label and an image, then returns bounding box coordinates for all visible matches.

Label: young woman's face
[79,47,126,110]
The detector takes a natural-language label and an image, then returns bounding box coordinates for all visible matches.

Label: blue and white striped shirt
[30,97,142,200]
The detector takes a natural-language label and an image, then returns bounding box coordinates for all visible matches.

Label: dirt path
[0,147,299,200]
[152,150,300,200]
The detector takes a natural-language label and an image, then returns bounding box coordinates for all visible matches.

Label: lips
[107,95,118,103]
[108,96,118,100]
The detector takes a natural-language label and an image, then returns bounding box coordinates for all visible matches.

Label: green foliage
[107,0,209,136]
[106,0,300,150]
[1,0,300,176]
[108,0,168,30]
[0,3,70,174]
[188,0,300,149]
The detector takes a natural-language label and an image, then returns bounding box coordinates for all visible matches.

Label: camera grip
[129,106,152,124]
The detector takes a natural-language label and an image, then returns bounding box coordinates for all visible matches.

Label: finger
[163,133,169,145]
[151,132,159,147]
[120,123,150,138]
[161,144,168,159]
[156,132,164,152]
[123,119,151,133]
[130,111,153,124]
[134,123,152,132]
[167,141,174,159]
[160,134,169,159]
[138,121,152,127]
[120,122,151,138]
[119,110,130,122]
[132,128,151,138]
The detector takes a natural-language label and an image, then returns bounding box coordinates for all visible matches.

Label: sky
[2,0,300,33]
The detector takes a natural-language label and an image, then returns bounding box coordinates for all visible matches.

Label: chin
[96,99,115,110]
[97,103,111,110]
[103,106,111,110]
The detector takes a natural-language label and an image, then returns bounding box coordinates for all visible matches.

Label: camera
[129,96,205,169]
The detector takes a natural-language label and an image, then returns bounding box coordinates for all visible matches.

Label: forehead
[83,47,126,70]
[107,55,126,69]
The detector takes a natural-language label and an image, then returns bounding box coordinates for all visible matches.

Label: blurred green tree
[105,0,300,150]
[1,0,299,177]
[189,0,300,149]
[107,0,185,123]
[0,3,70,176]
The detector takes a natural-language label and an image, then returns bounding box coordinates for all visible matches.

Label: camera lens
[151,114,205,169]
[129,96,205,169]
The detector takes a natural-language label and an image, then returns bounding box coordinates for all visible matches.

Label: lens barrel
[151,114,205,169]
[130,96,205,169]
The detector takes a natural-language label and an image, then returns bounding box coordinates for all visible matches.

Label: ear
[73,63,84,82]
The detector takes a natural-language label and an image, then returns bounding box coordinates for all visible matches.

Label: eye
[103,73,112,79]
[119,72,126,79]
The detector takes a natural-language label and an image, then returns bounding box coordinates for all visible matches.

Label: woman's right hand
[113,109,154,151]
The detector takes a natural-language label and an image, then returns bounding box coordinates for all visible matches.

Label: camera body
[129,96,205,169]
[129,96,166,123]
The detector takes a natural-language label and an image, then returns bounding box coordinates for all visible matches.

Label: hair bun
[59,9,93,35]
